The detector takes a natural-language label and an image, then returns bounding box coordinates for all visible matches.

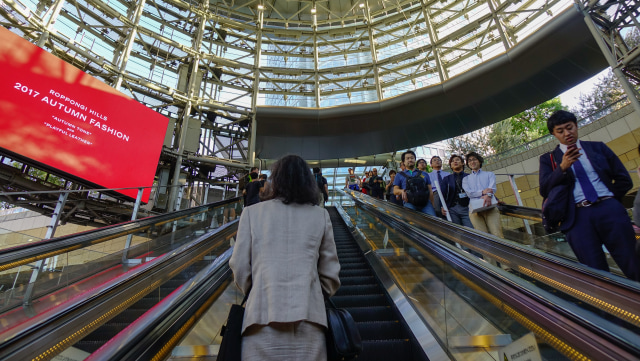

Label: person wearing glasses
[462,152,503,238]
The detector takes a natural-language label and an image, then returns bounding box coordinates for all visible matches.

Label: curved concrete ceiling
[255,7,608,160]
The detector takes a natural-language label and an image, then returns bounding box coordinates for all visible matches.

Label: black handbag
[218,291,249,361]
[325,296,362,361]
[541,153,570,234]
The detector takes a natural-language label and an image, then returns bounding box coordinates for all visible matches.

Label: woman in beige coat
[229,155,341,361]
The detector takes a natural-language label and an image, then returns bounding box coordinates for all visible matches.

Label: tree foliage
[572,71,625,119]
[489,97,565,154]
[446,129,490,157]
[446,98,566,156]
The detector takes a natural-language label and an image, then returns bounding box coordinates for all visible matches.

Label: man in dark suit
[441,154,473,228]
[539,110,639,281]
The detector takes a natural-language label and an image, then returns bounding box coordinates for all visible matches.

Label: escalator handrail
[0,220,238,361]
[86,249,233,361]
[497,203,542,222]
[0,197,241,272]
[342,190,640,323]
[344,199,640,360]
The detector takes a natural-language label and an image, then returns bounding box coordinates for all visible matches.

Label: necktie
[572,159,598,202]
[436,171,443,192]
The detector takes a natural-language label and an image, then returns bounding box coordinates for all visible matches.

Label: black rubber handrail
[86,249,233,361]
[0,220,238,361]
[0,197,240,272]
[345,199,640,360]
[498,203,542,222]
[343,190,640,329]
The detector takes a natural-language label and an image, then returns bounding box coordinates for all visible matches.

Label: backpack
[403,171,429,207]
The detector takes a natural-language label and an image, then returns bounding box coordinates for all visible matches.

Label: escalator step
[340,263,370,270]
[335,284,382,296]
[332,294,388,308]
[80,324,123,341]
[161,279,186,286]
[340,276,377,286]
[336,243,360,250]
[360,340,412,361]
[357,321,406,340]
[343,306,396,322]
[74,340,106,354]
[130,298,158,309]
[109,309,146,324]
[338,254,364,260]
[338,255,364,260]
[339,269,373,277]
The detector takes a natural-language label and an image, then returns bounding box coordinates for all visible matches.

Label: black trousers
[566,198,640,281]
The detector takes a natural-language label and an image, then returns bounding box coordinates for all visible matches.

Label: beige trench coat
[229,199,341,334]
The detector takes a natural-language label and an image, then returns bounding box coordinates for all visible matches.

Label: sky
[558,69,609,110]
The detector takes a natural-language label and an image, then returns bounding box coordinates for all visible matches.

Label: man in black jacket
[440,155,473,228]
[539,110,639,281]
[368,168,384,199]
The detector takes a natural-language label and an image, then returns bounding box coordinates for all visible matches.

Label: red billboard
[0,27,169,202]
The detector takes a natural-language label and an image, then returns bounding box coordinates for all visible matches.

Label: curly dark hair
[263,155,320,205]
[465,151,484,168]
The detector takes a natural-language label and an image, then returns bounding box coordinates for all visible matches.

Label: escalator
[328,208,428,361]
[2,196,640,360]
[74,260,209,353]
[0,199,242,360]
[345,189,640,314]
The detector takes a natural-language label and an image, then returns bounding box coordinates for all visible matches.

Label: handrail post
[508,175,532,235]
[171,185,186,240]
[23,192,68,306]
[433,178,452,222]
[123,187,145,264]
[176,184,185,211]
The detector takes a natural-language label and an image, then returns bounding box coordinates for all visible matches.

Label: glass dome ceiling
[2,0,574,115]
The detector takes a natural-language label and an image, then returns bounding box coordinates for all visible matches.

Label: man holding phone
[539,110,639,281]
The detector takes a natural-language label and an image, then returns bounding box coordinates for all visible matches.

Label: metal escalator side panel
[86,250,234,361]
[337,200,640,361]
[344,190,640,329]
[0,221,238,361]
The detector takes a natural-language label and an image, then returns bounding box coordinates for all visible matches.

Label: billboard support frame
[23,192,68,306]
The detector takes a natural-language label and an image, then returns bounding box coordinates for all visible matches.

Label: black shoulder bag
[218,290,250,361]
[541,153,570,234]
[325,296,362,361]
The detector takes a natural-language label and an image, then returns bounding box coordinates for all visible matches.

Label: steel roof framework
[0,0,637,213]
